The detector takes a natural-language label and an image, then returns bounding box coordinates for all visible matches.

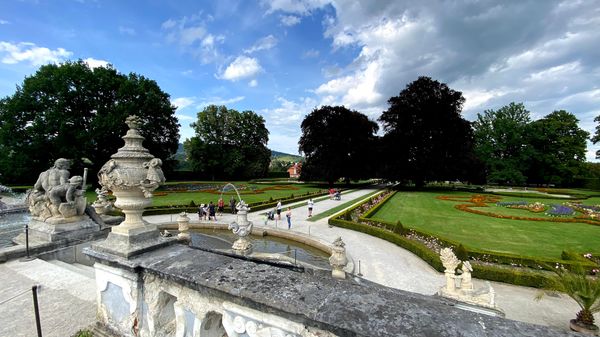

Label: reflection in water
[190,228,330,269]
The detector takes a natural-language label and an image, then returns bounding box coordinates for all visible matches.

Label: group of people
[328,188,341,200]
[264,198,316,229]
[197,196,237,221]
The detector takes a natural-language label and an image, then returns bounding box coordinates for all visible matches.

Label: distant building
[287,162,302,178]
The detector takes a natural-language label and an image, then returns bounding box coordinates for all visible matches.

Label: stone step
[46,259,96,280]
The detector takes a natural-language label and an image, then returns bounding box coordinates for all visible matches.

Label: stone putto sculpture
[438,247,501,312]
[27,158,86,220]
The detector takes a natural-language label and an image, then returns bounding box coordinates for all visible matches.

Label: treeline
[299,77,594,187]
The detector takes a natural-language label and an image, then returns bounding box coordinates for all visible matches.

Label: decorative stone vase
[329,237,348,279]
[177,212,191,243]
[94,115,169,257]
[570,320,599,336]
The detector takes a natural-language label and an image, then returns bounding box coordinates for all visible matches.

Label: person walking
[230,196,236,214]
[217,197,224,216]
[276,200,282,220]
[285,207,292,229]
[307,198,314,217]
[208,201,216,221]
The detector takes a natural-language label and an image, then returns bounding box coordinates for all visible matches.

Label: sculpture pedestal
[91,226,175,258]
[13,216,100,244]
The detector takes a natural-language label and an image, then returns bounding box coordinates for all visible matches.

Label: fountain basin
[157,222,345,271]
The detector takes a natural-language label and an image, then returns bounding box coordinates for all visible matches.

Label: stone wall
[85,244,578,337]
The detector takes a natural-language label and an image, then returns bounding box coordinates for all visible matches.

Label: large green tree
[527,110,589,186]
[0,61,179,184]
[298,105,378,185]
[472,102,532,185]
[379,77,478,186]
[184,105,270,180]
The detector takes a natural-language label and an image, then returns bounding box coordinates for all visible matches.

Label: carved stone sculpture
[177,212,190,243]
[460,261,474,291]
[329,237,348,279]
[438,248,501,313]
[440,247,460,293]
[92,188,113,215]
[27,158,87,221]
[228,201,253,254]
[92,115,171,258]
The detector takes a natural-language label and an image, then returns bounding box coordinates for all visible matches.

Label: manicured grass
[308,190,382,222]
[370,191,600,260]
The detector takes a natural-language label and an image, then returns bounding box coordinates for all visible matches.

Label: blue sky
[1,1,600,160]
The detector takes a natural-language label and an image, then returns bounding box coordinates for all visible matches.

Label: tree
[298,106,378,185]
[378,76,478,186]
[527,110,589,186]
[0,61,179,184]
[472,102,532,185]
[184,105,270,180]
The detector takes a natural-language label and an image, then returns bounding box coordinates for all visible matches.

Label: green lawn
[370,191,600,260]
[86,182,327,207]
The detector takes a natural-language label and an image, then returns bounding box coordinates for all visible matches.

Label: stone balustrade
[85,244,576,337]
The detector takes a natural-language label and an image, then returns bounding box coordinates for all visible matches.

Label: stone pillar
[229,201,253,255]
[329,237,348,279]
[177,212,190,243]
[94,263,142,337]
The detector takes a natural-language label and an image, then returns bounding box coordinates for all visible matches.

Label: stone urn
[329,237,348,279]
[94,115,168,257]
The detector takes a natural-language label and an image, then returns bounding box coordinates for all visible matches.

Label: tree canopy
[0,60,179,184]
[378,76,478,186]
[473,102,532,185]
[184,105,270,180]
[298,105,378,185]
[526,110,588,186]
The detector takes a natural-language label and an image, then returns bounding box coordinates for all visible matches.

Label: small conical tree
[536,267,600,330]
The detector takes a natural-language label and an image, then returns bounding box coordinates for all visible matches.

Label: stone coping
[84,244,578,337]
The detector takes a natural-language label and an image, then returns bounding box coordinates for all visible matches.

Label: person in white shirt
[276,201,282,220]
[307,198,314,217]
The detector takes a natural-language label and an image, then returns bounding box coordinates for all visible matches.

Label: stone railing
[85,244,576,337]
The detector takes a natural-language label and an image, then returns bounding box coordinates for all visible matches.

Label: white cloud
[249,79,258,87]
[161,13,224,64]
[197,96,245,108]
[171,97,195,110]
[0,41,72,66]
[261,0,329,15]
[83,57,110,69]
[175,113,196,121]
[0,20,9,25]
[280,15,301,26]
[219,56,262,81]
[118,26,136,35]
[302,49,319,58]
[244,35,278,54]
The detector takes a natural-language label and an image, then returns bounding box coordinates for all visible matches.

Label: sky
[1,0,599,160]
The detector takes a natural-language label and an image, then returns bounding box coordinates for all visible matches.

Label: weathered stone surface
[85,244,581,337]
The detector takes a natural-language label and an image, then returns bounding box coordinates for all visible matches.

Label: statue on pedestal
[27,158,86,221]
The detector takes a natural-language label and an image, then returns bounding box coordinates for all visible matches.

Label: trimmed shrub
[455,244,469,261]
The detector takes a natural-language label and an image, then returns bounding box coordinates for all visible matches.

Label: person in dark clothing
[208,201,216,221]
[230,196,236,214]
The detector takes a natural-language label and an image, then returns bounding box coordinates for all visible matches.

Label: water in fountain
[0,183,29,248]
[219,183,243,204]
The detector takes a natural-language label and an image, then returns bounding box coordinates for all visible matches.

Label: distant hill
[271,150,302,162]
